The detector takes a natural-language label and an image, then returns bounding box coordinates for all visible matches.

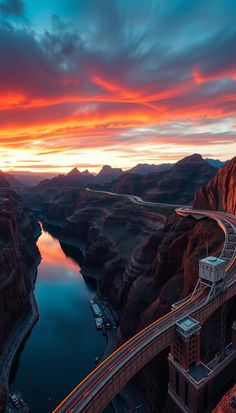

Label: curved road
[52,195,236,413]
[86,188,189,208]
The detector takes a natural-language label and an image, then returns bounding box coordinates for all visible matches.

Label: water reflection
[10,222,105,413]
[37,228,81,279]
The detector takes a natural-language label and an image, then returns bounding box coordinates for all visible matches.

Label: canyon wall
[0,190,40,355]
[194,156,236,214]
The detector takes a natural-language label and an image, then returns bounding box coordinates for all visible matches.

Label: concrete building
[193,256,226,301]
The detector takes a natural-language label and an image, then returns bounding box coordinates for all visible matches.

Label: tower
[193,256,226,301]
[168,316,205,413]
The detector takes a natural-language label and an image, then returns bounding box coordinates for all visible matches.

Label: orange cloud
[193,65,236,85]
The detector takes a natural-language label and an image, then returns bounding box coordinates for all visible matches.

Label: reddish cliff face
[212,384,236,413]
[194,156,236,214]
[0,191,40,353]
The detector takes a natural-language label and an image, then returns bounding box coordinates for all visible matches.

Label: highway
[86,188,189,208]
[52,204,236,413]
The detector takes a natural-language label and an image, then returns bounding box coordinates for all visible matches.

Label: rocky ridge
[109,154,217,204]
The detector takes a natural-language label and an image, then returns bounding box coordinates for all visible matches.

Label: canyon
[0,154,235,412]
[24,156,236,412]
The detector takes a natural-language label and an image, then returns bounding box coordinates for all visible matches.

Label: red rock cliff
[0,191,40,353]
[194,156,236,214]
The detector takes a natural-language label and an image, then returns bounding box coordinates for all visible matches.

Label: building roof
[200,256,225,266]
[188,362,210,383]
[176,316,199,332]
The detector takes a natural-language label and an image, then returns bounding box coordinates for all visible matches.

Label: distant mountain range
[35,165,123,189]
[0,157,228,189]
[107,154,218,204]
[0,171,24,188]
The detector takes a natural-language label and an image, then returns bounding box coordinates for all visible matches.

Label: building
[193,256,226,301]
[168,317,236,412]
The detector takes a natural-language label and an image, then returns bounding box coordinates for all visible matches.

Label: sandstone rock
[194,156,236,214]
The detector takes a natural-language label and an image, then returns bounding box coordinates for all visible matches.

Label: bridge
[51,208,236,413]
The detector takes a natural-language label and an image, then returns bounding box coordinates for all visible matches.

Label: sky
[0,0,236,173]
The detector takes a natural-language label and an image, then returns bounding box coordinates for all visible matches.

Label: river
[10,221,106,412]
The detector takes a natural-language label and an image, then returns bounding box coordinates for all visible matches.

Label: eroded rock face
[194,156,236,214]
[0,191,40,354]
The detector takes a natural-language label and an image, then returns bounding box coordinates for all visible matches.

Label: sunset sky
[0,0,236,173]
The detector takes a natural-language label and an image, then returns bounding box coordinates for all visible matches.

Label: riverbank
[0,251,41,412]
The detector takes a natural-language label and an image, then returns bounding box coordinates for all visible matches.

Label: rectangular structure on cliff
[199,256,225,284]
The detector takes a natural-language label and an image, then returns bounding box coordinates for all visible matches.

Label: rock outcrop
[194,156,236,214]
[95,165,123,184]
[0,190,40,354]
